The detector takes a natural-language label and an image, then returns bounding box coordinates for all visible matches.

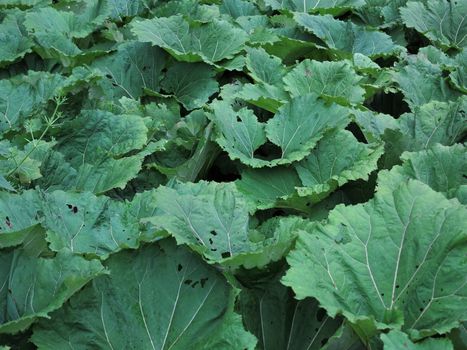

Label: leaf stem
[6,98,63,179]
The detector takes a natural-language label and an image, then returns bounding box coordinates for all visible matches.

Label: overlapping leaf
[210,94,351,167]
[294,13,402,57]
[131,15,248,64]
[401,0,467,49]
[283,178,467,339]
[0,249,104,334]
[31,240,256,349]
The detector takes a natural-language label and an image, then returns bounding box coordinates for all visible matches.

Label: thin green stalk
[6,99,63,179]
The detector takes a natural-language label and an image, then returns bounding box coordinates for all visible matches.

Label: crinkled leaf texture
[283,59,366,105]
[31,240,256,350]
[392,53,462,108]
[43,109,151,194]
[283,178,467,340]
[0,189,158,256]
[131,15,248,64]
[144,182,304,269]
[161,62,219,110]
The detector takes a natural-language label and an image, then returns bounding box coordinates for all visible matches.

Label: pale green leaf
[24,1,111,59]
[108,0,156,19]
[294,13,402,57]
[131,15,248,64]
[210,95,351,167]
[449,50,467,93]
[0,190,40,248]
[40,191,140,258]
[153,0,220,23]
[0,72,65,135]
[236,166,302,211]
[283,60,365,104]
[283,179,467,339]
[380,144,466,204]
[384,98,466,156]
[265,94,351,163]
[145,181,252,263]
[52,109,149,193]
[0,175,14,192]
[295,130,383,199]
[382,330,453,350]
[236,83,288,113]
[220,0,260,18]
[265,0,364,14]
[245,47,286,86]
[209,100,267,167]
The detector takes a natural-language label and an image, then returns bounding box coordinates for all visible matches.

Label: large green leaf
[0,72,64,135]
[236,166,303,211]
[383,98,466,162]
[380,144,466,204]
[283,60,365,104]
[245,47,286,86]
[131,15,248,64]
[392,53,462,108]
[144,181,252,263]
[49,109,149,193]
[283,178,467,340]
[355,0,408,28]
[152,0,220,22]
[295,129,383,199]
[401,0,467,49]
[449,50,467,93]
[31,240,256,349]
[24,1,112,60]
[381,330,454,350]
[0,175,15,192]
[0,190,40,248]
[161,62,219,110]
[0,11,32,67]
[107,0,156,19]
[210,95,350,167]
[294,13,402,57]
[265,94,351,163]
[0,141,42,184]
[0,249,104,334]
[220,0,260,18]
[265,0,364,14]
[91,41,166,100]
[239,278,342,350]
[209,100,267,166]
[40,191,140,258]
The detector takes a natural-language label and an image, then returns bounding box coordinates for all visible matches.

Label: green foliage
[0,0,465,348]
